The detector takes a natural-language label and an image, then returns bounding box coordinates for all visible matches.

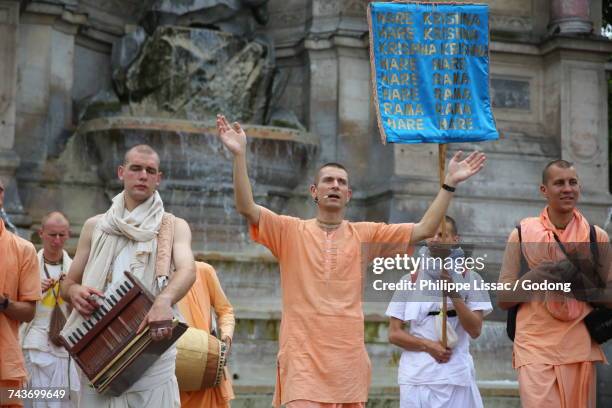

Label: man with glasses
[60,144,196,408]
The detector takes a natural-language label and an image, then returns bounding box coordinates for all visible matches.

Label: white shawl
[62,191,164,337]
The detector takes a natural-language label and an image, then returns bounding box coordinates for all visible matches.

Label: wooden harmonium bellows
[60,271,187,396]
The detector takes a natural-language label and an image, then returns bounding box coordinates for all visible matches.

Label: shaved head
[41,211,70,229]
[314,162,349,185]
[542,159,574,184]
[39,211,70,258]
[124,144,160,167]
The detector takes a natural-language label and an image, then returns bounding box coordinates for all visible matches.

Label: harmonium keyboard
[60,271,188,396]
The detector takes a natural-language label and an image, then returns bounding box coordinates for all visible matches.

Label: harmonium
[60,271,188,396]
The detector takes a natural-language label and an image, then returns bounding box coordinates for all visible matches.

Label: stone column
[559,58,609,195]
[0,0,29,227]
[549,0,592,35]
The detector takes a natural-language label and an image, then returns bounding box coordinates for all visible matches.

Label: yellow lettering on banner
[423,27,478,41]
[382,73,418,86]
[382,102,424,116]
[387,117,425,130]
[443,43,487,56]
[379,42,439,55]
[432,57,466,70]
[438,117,474,130]
[377,11,414,25]
[380,57,417,71]
[393,103,424,116]
[383,87,420,101]
[435,103,473,115]
[377,26,414,40]
[412,43,438,55]
[433,88,472,100]
[433,73,470,85]
[423,12,480,26]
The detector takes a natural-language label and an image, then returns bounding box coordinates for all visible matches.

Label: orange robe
[499,207,610,408]
[0,219,41,407]
[250,207,413,407]
[178,262,235,408]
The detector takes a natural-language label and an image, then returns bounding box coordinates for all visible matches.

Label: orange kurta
[250,207,413,407]
[499,207,609,407]
[178,262,235,408]
[0,219,40,407]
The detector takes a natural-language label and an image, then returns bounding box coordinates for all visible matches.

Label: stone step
[231,383,521,407]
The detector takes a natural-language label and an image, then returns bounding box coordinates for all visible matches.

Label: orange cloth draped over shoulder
[250,207,413,407]
[499,207,610,408]
[178,262,235,408]
[0,219,41,407]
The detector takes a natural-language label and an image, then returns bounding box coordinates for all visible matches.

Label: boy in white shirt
[386,216,492,408]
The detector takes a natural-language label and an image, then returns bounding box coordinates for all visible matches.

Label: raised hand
[445,150,486,186]
[216,114,247,156]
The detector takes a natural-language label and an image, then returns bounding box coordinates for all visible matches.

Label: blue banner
[368,2,499,144]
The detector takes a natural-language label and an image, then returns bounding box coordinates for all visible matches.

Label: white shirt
[386,266,492,387]
[22,256,71,357]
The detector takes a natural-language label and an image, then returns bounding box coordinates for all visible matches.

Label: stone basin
[78,116,319,253]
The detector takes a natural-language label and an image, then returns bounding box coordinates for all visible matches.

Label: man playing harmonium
[215,114,486,407]
[60,144,196,408]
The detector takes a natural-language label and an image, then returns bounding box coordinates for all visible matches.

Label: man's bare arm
[137,218,195,339]
[450,298,484,339]
[440,270,484,338]
[157,218,196,305]
[60,215,104,316]
[0,298,36,322]
[411,151,486,243]
[388,317,451,363]
[411,187,455,244]
[216,114,262,226]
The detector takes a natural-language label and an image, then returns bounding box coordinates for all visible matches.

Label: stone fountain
[68,1,318,256]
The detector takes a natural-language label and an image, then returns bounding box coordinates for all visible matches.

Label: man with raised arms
[60,144,195,408]
[216,114,486,407]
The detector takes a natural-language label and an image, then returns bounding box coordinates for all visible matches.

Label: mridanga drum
[176,327,227,390]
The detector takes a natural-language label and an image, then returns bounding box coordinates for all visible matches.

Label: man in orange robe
[0,179,41,407]
[178,261,235,408]
[216,114,486,407]
[498,160,611,407]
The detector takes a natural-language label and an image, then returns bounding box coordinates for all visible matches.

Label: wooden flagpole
[438,143,448,348]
